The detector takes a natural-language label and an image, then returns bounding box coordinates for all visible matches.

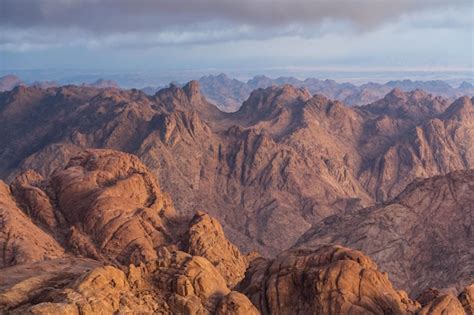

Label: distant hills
[191,74,474,111]
[140,73,474,111]
[0,75,119,92]
[2,73,473,113]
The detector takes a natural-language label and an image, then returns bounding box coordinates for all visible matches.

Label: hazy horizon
[1,68,473,89]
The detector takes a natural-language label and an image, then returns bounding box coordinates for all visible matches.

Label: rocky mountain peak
[237,84,311,120]
[442,95,474,120]
[361,87,449,120]
[153,80,221,118]
[182,80,202,100]
[384,88,429,102]
[386,87,406,99]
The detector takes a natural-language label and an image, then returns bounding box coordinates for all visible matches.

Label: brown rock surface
[9,149,178,265]
[0,74,25,92]
[3,249,258,315]
[239,245,420,315]
[0,258,102,311]
[359,95,474,201]
[52,149,177,264]
[360,88,449,121]
[185,211,249,288]
[417,293,467,315]
[0,180,64,267]
[417,288,441,307]
[216,291,260,315]
[459,284,474,315]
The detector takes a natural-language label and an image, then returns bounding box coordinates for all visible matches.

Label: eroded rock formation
[239,245,420,315]
[0,149,258,314]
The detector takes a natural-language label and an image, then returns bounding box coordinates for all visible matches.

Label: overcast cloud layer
[1,0,473,72]
[2,0,471,31]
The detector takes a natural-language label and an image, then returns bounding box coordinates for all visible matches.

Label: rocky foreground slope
[0,150,472,314]
[0,149,256,314]
[0,83,472,257]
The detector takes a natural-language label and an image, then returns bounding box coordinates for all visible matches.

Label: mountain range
[2,73,473,112]
[0,80,473,314]
[168,73,474,111]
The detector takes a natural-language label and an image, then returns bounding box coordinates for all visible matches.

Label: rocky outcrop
[360,88,449,121]
[0,149,258,314]
[0,258,102,311]
[417,293,467,315]
[9,149,177,265]
[0,180,64,267]
[459,284,474,315]
[216,291,260,315]
[2,250,259,314]
[185,211,250,288]
[296,170,474,295]
[239,245,420,315]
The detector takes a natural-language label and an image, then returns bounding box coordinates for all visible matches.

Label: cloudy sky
[1,0,473,73]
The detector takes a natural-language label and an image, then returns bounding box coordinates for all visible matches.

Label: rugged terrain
[0,149,472,314]
[0,82,472,258]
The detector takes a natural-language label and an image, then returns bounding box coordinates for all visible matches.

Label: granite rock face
[185,211,250,288]
[417,294,467,315]
[239,245,420,315]
[9,149,177,265]
[0,181,64,267]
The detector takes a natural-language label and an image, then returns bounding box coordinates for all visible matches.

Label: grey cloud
[1,0,471,33]
[1,0,471,52]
